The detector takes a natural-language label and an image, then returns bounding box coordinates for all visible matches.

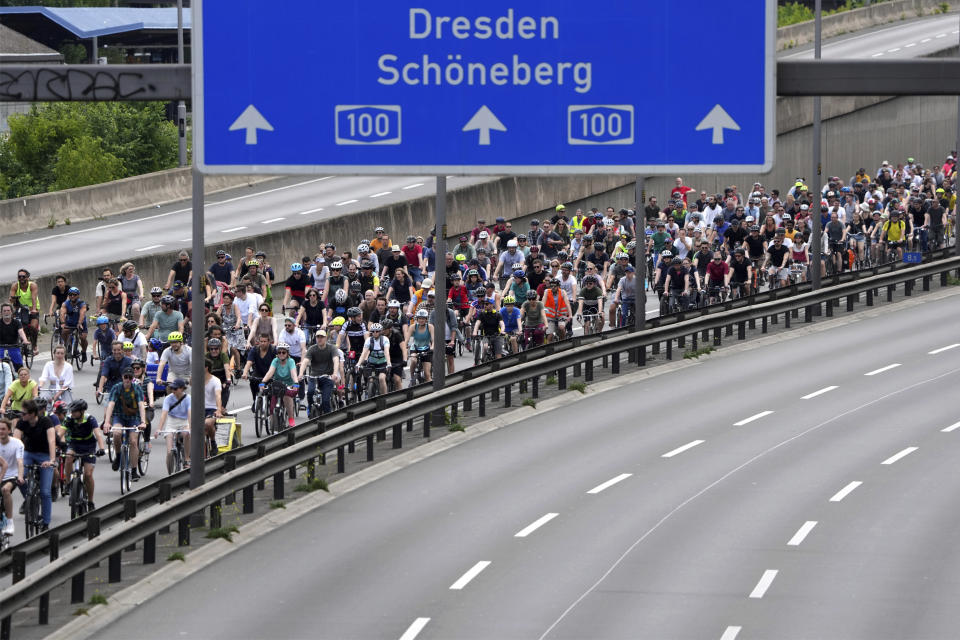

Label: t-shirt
[63,414,99,442]
[159,345,192,380]
[171,260,192,284]
[270,357,297,385]
[277,328,306,357]
[303,343,337,377]
[19,416,54,454]
[204,375,221,410]
[153,310,184,341]
[108,382,143,417]
[246,345,276,378]
[209,262,233,284]
[0,437,24,480]
[162,392,191,420]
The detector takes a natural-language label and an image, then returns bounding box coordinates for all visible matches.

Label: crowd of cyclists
[0,152,957,541]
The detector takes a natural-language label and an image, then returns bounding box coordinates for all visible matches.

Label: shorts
[769,266,790,280]
[546,318,568,333]
[67,439,98,464]
[1,477,19,491]
[444,344,456,356]
[112,414,139,428]
[160,418,189,435]
[204,408,217,418]
[390,364,405,378]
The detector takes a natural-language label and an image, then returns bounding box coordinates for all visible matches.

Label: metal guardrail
[1,252,958,633]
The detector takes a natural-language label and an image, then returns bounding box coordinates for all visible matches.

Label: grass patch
[73,607,89,616]
[522,398,537,409]
[294,478,328,493]
[64,217,71,225]
[448,423,465,432]
[270,500,286,509]
[88,593,107,606]
[939,2,950,13]
[683,346,716,360]
[167,551,185,562]
[205,525,240,542]
[546,375,557,385]
[568,381,587,394]
[947,275,960,286]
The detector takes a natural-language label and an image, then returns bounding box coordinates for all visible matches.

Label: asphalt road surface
[97,291,960,640]
[1,14,955,282]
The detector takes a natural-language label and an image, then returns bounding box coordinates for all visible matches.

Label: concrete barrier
[777,0,958,50]
[0,168,277,236]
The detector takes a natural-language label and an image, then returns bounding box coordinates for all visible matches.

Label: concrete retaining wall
[0,168,277,235]
[777,0,958,50]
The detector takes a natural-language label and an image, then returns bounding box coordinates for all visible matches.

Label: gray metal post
[634,177,646,330]
[90,36,97,63]
[177,0,187,168]
[189,171,205,490]
[432,176,447,391]
[810,0,823,289]
[956,10,960,255]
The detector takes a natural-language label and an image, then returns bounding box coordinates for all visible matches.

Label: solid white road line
[801,385,838,400]
[370,191,392,198]
[830,481,862,502]
[749,570,778,599]
[336,199,359,206]
[929,343,960,354]
[398,617,430,640]
[733,410,773,426]
[882,446,918,465]
[402,183,424,189]
[260,217,286,224]
[720,626,742,640]
[233,405,251,414]
[515,513,559,538]
[134,244,164,252]
[449,561,491,590]
[941,421,960,433]
[662,440,705,458]
[936,33,947,38]
[220,226,248,233]
[298,207,325,215]
[864,363,901,376]
[587,473,632,494]
[787,521,818,546]
[871,52,884,57]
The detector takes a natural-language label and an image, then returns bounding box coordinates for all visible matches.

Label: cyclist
[728,248,754,297]
[120,320,148,362]
[326,288,350,325]
[605,253,630,329]
[202,360,224,449]
[241,333,276,401]
[96,340,131,399]
[247,303,276,348]
[0,303,30,368]
[0,418,22,536]
[130,358,155,407]
[500,296,522,353]
[282,263,311,311]
[119,263,143,320]
[145,295,186,344]
[10,269,39,356]
[158,331,191,385]
[59,287,89,362]
[57,399,105,511]
[473,298,505,359]
[39,345,73,405]
[357,324,391,396]
[764,231,792,288]
[99,278,128,328]
[404,309,434,383]
[876,210,907,261]
[382,319,407,390]
[614,266,638,323]
[705,252,730,302]
[138,287,163,330]
[14,398,56,531]
[260,342,299,428]
[0,366,37,414]
[205,338,233,408]
[542,278,571,342]
[299,329,342,414]
[576,276,604,334]
[323,261,347,307]
[428,301,458,375]
[91,315,116,365]
[104,368,147,481]
[339,307,367,357]
[154,379,191,471]
[825,210,847,274]
[520,290,546,348]
[47,275,70,319]
[663,255,692,312]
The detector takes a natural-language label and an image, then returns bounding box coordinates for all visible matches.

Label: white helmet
[603,217,614,227]
[357,244,369,253]
[334,289,348,303]
[276,342,290,350]
[369,323,383,331]
[507,239,518,248]
[330,261,343,270]
[388,299,401,308]
[479,231,489,239]
[415,309,429,318]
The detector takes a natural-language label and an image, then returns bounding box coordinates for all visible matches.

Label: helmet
[388,299,401,308]
[357,244,369,253]
[276,342,290,351]
[330,261,343,270]
[291,263,303,272]
[556,204,566,211]
[549,278,560,286]
[121,341,134,351]
[484,281,496,289]
[474,286,486,296]
[122,320,137,331]
[406,235,416,243]
[68,287,80,295]
[370,323,383,332]
[485,297,497,305]
[216,250,226,257]
[347,307,361,317]
[68,399,88,413]
[451,272,462,280]
[503,296,516,304]
[334,289,348,303]
[530,218,540,226]
[167,332,183,342]
[329,316,345,327]
[132,358,145,367]
[562,262,573,270]
[466,269,479,278]
[734,248,745,255]
[33,397,48,413]
[525,290,538,300]
[415,309,429,318]
[557,251,568,261]
[512,269,525,278]
[750,225,760,231]
[96,315,109,326]
[161,295,175,305]
[349,280,362,291]
[661,250,673,259]
[616,252,629,260]
[149,338,163,351]
[455,254,467,262]
[207,338,222,348]
[745,216,755,223]
[381,319,394,330]
[495,217,505,223]
[53,400,66,414]
[479,231,489,239]
[627,241,637,249]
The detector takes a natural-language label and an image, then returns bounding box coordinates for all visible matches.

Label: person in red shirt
[447,272,471,320]
[471,218,490,242]
[400,235,424,284]
[671,177,696,205]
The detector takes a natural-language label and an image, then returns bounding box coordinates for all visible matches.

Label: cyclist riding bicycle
[59,287,89,362]
[57,399,105,511]
[576,275,604,334]
[357,325,391,396]
[499,296,522,353]
[259,342,299,429]
[298,329,342,414]
[9,269,39,356]
[0,303,30,368]
[153,378,192,471]
[542,278,571,342]
[473,298,505,359]
[405,310,434,383]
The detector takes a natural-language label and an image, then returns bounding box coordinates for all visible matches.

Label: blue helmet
[512,269,525,279]
[290,262,303,272]
[96,315,109,326]
[149,338,163,351]
[67,286,80,295]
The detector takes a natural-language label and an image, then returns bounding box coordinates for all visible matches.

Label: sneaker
[131,469,140,480]
[80,352,87,363]
[38,523,49,533]
[287,417,295,427]
[2,520,13,536]
[112,457,119,471]
[87,501,95,511]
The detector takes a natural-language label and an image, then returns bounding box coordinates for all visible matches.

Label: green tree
[52,136,124,191]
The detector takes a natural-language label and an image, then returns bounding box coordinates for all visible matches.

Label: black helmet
[347,307,361,317]
[525,290,538,299]
[122,320,137,331]
[161,295,175,305]
[68,399,88,413]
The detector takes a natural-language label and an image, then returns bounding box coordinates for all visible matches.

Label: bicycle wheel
[72,335,84,372]
[50,330,60,360]
[50,464,61,503]
[272,402,285,432]
[473,339,482,365]
[119,446,130,495]
[24,493,38,539]
[69,477,85,519]
[23,344,34,370]
[106,435,114,463]
[253,395,266,438]
[138,439,150,476]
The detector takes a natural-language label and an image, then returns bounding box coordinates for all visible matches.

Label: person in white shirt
[0,359,13,402]
[232,284,263,328]
[0,418,24,535]
[38,345,74,404]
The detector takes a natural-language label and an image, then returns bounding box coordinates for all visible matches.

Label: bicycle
[304,374,340,418]
[407,352,428,388]
[66,450,103,519]
[249,376,271,438]
[22,463,43,538]
[45,313,62,360]
[159,428,190,475]
[578,311,602,335]
[472,335,498,365]
[0,511,10,552]
[113,426,141,495]
[0,343,31,371]
[63,327,84,372]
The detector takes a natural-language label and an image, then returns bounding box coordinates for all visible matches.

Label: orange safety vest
[543,289,569,319]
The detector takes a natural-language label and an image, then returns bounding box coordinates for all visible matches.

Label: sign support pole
[177,0,188,168]
[810,0,823,290]
[635,177,647,331]
[432,176,448,398]
[956,9,960,256]
[189,171,206,494]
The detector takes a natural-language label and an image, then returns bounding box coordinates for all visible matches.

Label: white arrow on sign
[695,104,740,145]
[229,104,274,145]
[462,105,506,146]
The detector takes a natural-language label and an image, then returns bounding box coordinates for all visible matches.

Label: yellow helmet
[329,317,345,327]
[167,332,183,342]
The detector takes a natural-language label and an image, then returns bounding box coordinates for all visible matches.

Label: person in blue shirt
[92,316,116,363]
[500,296,522,354]
[153,379,192,471]
[59,287,89,362]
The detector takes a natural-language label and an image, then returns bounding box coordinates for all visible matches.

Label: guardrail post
[652,341,660,355]
[210,500,222,530]
[573,362,582,377]
[558,367,567,389]
[612,352,620,374]
[273,472,284,499]
[256,444,267,490]
[423,412,431,438]
[941,270,949,286]
[701,329,709,343]
[846,295,854,312]
[905,279,913,296]
[109,549,122,583]
[770,311,778,325]
[585,359,594,382]
[479,393,486,417]
[392,424,402,449]
[737,321,745,340]
[492,386,500,402]
[347,439,355,454]
[124,499,137,551]
[144,530,156,564]
[826,299,834,317]
[749,318,756,330]
[464,395,472,412]
[224,455,237,504]
[804,306,812,322]
[638,345,646,366]
[504,382,512,407]
[450,402,458,423]
[406,418,414,432]
[159,482,173,532]
[761,315,767,333]
[366,434,375,461]
[178,516,190,546]
[243,485,254,513]
[726,323,734,336]
[38,534,58,625]
[887,284,894,302]
[713,328,721,346]
[691,332,697,351]
[677,334,685,349]
[337,446,346,473]
[866,288,874,306]
[666,339,672,360]
[533,376,540,398]
[71,569,85,604]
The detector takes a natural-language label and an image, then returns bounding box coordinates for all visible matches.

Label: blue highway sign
[194,0,775,175]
